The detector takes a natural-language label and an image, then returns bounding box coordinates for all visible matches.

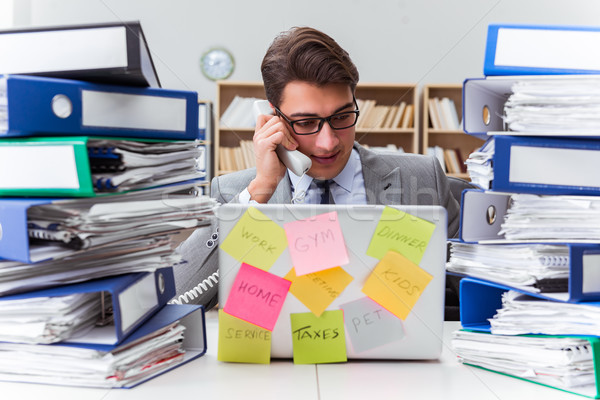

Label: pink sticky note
[284,211,349,275]
[224,263,291,331]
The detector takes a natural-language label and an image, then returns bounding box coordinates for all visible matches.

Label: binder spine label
[118,273,159,334]
[81,90,187,132]
[582,253,600,294]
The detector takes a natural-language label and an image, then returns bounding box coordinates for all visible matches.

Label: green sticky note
[218,310,271,364]
[220,207,288,271]
[290,310,347,364]
[366,206,436,264]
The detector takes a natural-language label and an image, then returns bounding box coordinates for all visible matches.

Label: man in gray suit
[211,26,460,237]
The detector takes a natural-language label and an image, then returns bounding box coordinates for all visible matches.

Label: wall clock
[200,47,235,81]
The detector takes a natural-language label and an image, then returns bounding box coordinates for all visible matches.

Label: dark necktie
[314,179,335,204]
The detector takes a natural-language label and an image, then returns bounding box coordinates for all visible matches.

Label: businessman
[211,26,460,236]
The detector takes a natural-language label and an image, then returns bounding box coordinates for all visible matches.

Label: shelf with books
[215,81,419,176]
[422,83,484,180]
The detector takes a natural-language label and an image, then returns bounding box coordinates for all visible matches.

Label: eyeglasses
[274,97,360,135]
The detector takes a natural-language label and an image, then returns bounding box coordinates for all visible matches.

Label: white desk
[4,310,586,400]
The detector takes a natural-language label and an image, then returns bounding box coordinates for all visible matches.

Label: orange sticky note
[284,211,349,275]
[220,207,288,271]
[285,267,354,317]
[361,250,433,320]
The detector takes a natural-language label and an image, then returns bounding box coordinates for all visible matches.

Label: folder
[0,304,206,388]
[0,180,211,264]
[453,329,600,398]
[0,268,175,345]
[450,243,600,302]
[458,189,510,243]
[0,74,199,140]
[463,75,600,139]
[0,136,205,197]
[0,21,160,87]
[484,23,600,76]
[487,135,600,196]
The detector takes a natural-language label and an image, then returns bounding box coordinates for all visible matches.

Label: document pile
[500,194,600,241]
[0,304,205,388]
[0,21,211,388]
[489,290,600,336]
[452,330,596,392]
[504,77,600,134]
[446,242,569,292]
[451,23,600,398]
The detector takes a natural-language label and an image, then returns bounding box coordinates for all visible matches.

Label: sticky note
[366,206,435,264]
[220,207,288,271]
[362,250,433,320]
[290,310,347,364]
[224,262,291,331]
[284,211,349,275]
[217,310,271,364]
[339,297,404,354]
[285,267,353,317]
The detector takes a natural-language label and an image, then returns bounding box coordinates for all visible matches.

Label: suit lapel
[356,143,402,205]
[270,173,293,204]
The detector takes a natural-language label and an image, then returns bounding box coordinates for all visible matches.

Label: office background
[2,0,599,104]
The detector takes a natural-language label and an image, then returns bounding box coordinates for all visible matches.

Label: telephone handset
[253,100,312,176]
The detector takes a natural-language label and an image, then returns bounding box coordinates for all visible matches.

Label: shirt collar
[288,148,357,194]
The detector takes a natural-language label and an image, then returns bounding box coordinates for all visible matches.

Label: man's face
[278,81,356,180]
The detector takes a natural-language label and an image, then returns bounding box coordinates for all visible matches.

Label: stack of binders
[449,23,600,398]
[0,21,213,388]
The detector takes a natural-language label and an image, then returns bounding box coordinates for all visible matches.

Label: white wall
[9,0,600,103]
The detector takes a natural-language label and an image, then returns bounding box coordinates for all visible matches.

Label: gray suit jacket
[211,143,460,237]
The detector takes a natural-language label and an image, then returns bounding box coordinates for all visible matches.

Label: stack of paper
[452,330,595,390]
[465,138,494,188]
[490,290,600,336]
[504,77,600,133]
[0,292,102,343]
[446,242,569,292]
[499,194,600,240]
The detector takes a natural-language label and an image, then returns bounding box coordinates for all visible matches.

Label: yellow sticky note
[290,310,347,364]
[220,207,288,271]
[217,310,271,364]
[285,267,354,317]
[366,206,436,264]
[362,250,433,320]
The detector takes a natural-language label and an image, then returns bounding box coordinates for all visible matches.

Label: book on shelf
[220,96,265,128]
[391,102,407,129]
[0,21,160,87]
[400,104,414,128]
[428,97,460,130]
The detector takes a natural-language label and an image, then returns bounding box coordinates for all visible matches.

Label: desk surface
[4,310,587,400]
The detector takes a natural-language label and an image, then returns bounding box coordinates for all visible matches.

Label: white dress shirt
[239,148,367,205]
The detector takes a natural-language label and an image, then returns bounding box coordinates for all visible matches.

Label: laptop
[216,203,447,360]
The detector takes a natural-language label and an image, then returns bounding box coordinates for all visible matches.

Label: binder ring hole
[482,105,491,126]
[486,205,496,225]
[51,94,73,119]
[157,272,165,294]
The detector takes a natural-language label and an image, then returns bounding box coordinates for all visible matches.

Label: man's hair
[261,26,359,107]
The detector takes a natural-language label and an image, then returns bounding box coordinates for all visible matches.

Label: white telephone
[253,100,312,176]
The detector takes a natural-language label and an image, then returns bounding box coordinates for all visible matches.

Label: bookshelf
[421,84,484,180]
[215,81,419,176]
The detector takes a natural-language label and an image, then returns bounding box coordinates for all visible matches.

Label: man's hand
[248,113,298,203]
